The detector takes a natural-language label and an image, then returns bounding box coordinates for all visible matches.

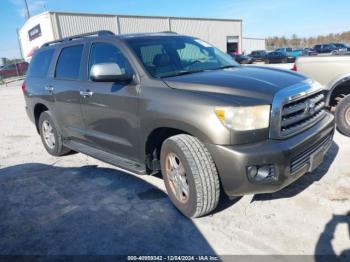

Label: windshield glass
[126,36,239,78]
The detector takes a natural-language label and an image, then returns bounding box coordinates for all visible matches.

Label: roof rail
[42,30,114,47]
[159,31,177,34]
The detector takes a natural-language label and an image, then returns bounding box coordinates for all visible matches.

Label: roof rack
[159,31,177,34]
[42,30,114,47]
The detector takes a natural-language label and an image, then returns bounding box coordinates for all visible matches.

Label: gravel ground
[0,81,349,258]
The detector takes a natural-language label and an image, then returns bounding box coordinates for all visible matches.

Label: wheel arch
[143,121,214,174]
[326,73,350,107]
[33,103,49,133]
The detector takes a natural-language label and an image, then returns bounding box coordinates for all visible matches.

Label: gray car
[23,31,335,217]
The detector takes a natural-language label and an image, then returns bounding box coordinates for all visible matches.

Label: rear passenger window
[55,45,83,80]
[27,49,54,78]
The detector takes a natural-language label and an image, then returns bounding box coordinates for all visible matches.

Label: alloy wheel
[165,153,190,203]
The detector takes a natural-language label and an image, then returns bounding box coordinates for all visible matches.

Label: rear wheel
[39,111,70,156]
[335,95,350,136]
[160,134,220,218]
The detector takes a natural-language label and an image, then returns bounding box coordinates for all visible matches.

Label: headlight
[215,105,270,131]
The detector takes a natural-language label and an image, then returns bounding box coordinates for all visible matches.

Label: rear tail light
[21,82,26,92]
[291,63,297,71]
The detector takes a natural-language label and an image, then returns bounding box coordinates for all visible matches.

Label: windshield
[126,36,239,78]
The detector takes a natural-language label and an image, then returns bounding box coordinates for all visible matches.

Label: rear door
[49,44,86,141]
[80,40,140,161]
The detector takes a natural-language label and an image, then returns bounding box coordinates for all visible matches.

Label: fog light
[247,166,257,177]
[247,164,277,183]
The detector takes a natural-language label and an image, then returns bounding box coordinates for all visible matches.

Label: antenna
[23,0,30,19]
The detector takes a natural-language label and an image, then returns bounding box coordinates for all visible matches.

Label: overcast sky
[1,0,350,58]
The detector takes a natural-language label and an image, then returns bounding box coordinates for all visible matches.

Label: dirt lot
[0,81,349,258]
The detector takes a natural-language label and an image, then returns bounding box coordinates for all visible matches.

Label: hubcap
[346,107,350,126]
[165,153,189,203]
[42,120,55,149]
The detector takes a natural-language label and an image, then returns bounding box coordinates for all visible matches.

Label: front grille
[290,132,332,173]
[280,91,326,137]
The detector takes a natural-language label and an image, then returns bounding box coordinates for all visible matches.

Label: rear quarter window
[27,49,54,78]
[55,45,84,80]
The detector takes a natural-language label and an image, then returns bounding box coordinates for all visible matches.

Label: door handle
[80,90,93,98]
[45,85,54,92]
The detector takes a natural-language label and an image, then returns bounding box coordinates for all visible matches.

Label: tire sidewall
[336,95,350,136]
[39,111,62,156]
[160,139,198,218]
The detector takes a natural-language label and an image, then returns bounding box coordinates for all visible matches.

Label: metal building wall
[118,16,169,33]
[49,12,242,52]
[170,18,242,52]
[242,38,266,55]
[53,13,118,38]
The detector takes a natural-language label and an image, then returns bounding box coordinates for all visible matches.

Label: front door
[80,41,140,162]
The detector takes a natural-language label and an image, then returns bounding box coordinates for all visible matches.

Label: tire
[335,95,350,137]
[160,134,220,218]
[38,111,70,156]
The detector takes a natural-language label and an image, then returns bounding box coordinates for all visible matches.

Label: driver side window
[88,43,131,78]
[177,43,209,62]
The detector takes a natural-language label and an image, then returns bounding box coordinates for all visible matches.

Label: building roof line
[243,37,266,40]
[45,10,242,22]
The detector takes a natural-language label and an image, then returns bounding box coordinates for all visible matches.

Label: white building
[18,11,264,61]
[242,37,266,55]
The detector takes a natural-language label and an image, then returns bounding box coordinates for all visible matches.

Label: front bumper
[206,112,335,196]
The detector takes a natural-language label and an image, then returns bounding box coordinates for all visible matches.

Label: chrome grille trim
[270,80,325,139]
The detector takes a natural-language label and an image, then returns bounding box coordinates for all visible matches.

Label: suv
[249,50,267,61]
[23,31,335,217]
[312,44,338,54]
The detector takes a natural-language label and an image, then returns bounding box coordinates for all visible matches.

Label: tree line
[266,31,350,50]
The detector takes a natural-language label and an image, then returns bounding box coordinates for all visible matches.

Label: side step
[65,140,147,175]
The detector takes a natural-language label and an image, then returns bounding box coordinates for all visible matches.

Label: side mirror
[90,63,133,82]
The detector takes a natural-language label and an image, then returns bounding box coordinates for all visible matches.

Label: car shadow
[315,211,350,261]
[0,163,215,256]
[252,141,339,202]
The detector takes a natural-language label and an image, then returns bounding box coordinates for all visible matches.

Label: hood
[163,66,307,104]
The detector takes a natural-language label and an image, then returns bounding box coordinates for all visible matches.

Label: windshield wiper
[160,69,206,78]
[213,65,238,70]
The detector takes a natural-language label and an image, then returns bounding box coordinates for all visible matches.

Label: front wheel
[160,134,220,218]
[335,95,350,137]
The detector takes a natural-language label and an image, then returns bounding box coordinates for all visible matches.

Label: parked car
[332,43,350,53]
[23,31,335,217]
[249,50,267,61]
[229,54,255,64]
[275,47,293,54]
[312,44,338,54]
[0,62,28,78]
[265,51,296,63]
[302,48,318,56]
[276,47,313,58]
[293,54,350,136]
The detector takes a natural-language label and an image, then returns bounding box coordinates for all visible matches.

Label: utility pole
[24,0,30,20]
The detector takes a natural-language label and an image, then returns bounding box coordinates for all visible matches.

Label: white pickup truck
[294,55,350,136]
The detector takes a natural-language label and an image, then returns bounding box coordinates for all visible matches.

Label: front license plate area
[309,149,325,172]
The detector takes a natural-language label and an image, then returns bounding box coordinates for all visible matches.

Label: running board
[65,140,147,175]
